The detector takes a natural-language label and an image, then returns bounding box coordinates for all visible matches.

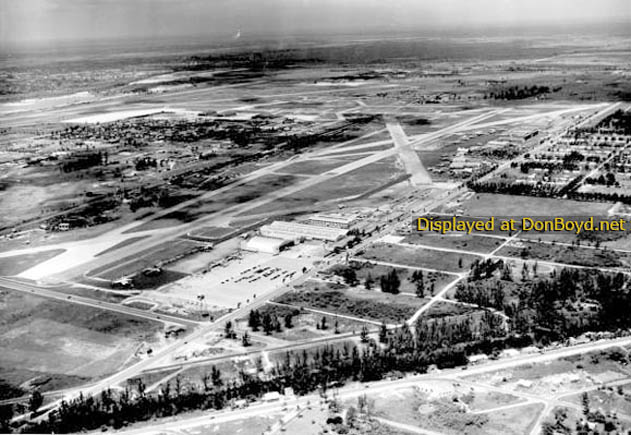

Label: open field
[88,239,203,289]
[237,302,370,341]
[402,231,503,254]
[358,242,480,272]
[364,382,541,435]
[0,249,66,276]
[329,260,456,296]
[465,348,631,398]
[422,300,485,319]
[0,289,162,398]
[94,236,150,257]
[497,239,631,268]
[276,158,349,175]
[276,280,429,323]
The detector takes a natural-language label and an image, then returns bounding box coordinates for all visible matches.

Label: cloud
[2,0,630,45]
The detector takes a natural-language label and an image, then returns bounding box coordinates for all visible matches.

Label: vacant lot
[0,249,66,276]
[423,300,482,319]
[276,282,428,323]
[497,240,631,268]
[90,239,199,286]
[277,158,348,175]
[187,226,236,241]
[237,303,370,341]
[95,236,149,257]
[358,242,480,272]
[330,260,456,296]
[368,383,541,435]
[460,193,611,217]
[403,232,502,254]
[0,289,162,398]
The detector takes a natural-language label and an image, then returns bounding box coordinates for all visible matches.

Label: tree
[262,313,274,335]
[201,372,211,391]
[581,392,590,416]
[211,365,223,387]
[364,273,374,290]
[379,321,388,343]
[284,313,293,329]
[360,325,369,343]
[346,406,357,428]
[458,257,463,269]
[0,404,13,433]
[242,331,251,347]
[248,309,261,331]
[411,270,425,297]
[224,320,236,339]
[29,390,43,413]
[380,269,401,294]
[415,277,425,298]
[320,316,328,330]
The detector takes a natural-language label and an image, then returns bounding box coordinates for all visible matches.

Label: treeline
[467,179,559,197]
[485,85,554,100]
[569,190,631,205]
[20,310,514,434]
[457,265,631,343]
[585,173,617,186]
[583,109,631,136]
[60,151,108,173]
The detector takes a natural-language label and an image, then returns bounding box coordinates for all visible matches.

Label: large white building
[242,236,290,254]
[306,214,356,229]
[260,220,348,242]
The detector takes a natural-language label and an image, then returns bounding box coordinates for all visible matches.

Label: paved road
[110,334,631,435]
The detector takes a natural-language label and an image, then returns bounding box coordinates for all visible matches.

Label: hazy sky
[2,0,630,45]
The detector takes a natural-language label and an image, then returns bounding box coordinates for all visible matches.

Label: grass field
[368,383,541,435]
[460,193,611,217]
[358,242,480,272]
[187,226,236,240]
[90,240,200,282]
[237,303,371,341]
[332,260,456,296]
[0,249,66,276]
[402,232,503,254]
[422,300,482,319]
[0,289,162,398]
[94,236,150,257]
[276,281,428,323]
[277,158,349,175]
[497,240,631,268]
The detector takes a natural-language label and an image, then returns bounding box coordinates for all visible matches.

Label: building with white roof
[260,220,347,242]
[307,214,357,229]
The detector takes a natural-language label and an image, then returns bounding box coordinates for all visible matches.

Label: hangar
[242,236,290,254]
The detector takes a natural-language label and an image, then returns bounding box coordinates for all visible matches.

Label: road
[0,276,199,328]
[109,334,631,435]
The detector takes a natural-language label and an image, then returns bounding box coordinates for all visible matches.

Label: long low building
[260,220,348,242]
[242,236,291,254]
[307,214,357,229]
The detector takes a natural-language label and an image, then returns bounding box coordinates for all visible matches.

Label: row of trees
[485,85,552,100]
[20,307,520,434]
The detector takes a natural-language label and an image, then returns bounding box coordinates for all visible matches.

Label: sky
[1,0,630,45]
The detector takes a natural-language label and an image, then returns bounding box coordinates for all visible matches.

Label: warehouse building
[307,214,357,229]
[260,220,348,242]
[242,236,290,254]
